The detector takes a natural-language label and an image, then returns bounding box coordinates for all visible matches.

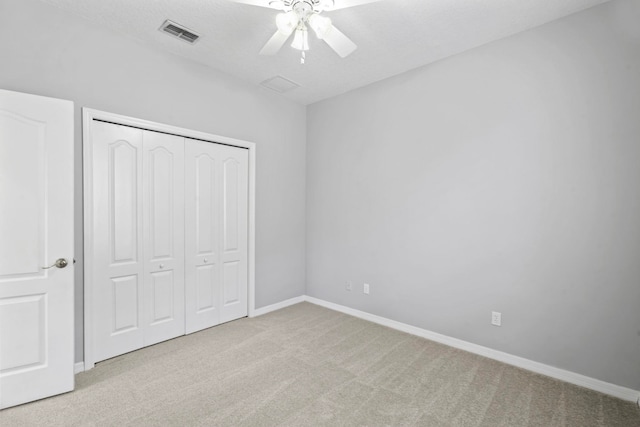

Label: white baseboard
[72,294,639,403]
[303,296,640,403]
[74,362,85,374]
[251,295,306,317]
[76,296,306,374]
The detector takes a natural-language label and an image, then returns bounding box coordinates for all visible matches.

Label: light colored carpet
[1,302,638,426]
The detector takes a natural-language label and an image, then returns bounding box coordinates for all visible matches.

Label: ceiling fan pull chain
[301,50,306,64]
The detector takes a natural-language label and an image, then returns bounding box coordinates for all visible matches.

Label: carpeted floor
[1,302,639,426]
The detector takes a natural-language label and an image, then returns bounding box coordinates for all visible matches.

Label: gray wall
[1,0,638,392]
[306,1,640,390]
[0,0,307,363]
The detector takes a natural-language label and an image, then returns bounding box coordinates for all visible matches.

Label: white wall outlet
[491,311,502,326]
[346,281,352,291]
[363,283,370,295]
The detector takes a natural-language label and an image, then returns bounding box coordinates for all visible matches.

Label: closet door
[142,132,185,346]
[91,122,185,362]
[218,144,249,323]
[92,122,144,362]
[185,140,248,333]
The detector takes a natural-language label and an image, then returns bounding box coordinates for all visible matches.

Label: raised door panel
[222,261,240,305]
[219,146,249,323]
[110,141,139,264]
[196,154,216,256]
[185,140,220,333]
[0,111,45,278]
[0,295,46,374]
[111,275,139,333]
[142,131,185,346]
[195,264,217,313]
[149,271,174,324]
[148,147,173,259]
[92,122,144,362]
[0,89,74,409]
[222,159,240,253]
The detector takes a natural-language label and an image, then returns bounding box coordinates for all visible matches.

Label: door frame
[82,108,256,370]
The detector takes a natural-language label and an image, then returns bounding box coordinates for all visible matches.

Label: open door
[0,89,74,409]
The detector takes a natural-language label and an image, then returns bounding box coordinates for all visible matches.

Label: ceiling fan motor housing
[293,1,314,21]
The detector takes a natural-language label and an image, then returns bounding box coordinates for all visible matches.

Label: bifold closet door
[185,140,249,333]
[91,122,185,362]
[142,131,185,347]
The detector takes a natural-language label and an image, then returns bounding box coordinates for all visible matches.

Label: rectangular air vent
[159,20,200,44]
[260,76,300,94]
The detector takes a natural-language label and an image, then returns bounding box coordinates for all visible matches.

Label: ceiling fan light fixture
[291,28,309,51]
[308,13,331,39]
[237,0,373,59]
[276,11,298,35]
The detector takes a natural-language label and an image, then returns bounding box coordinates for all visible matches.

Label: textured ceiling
[41,0,608,105]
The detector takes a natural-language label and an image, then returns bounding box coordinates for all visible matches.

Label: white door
[142,131,185,346]
[0,89,74,409]
[185,140,248,333]
[91,122,143,361]
[218,144,249,323]
[90,122,184,362]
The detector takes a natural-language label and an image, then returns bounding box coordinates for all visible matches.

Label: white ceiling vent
[260,76,300,93]
[159,20,200,44]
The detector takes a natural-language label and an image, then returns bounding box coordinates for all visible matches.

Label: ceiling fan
[230,0,381,61]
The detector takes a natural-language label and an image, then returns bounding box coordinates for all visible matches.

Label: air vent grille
[260,76,300,93]
[159,20,200,44]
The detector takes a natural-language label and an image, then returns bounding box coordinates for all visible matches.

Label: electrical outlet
[491,311,502,326]
[363,283,370,295]
[346,281,352,291]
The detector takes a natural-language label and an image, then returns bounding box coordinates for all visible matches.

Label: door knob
[42,258,68,269]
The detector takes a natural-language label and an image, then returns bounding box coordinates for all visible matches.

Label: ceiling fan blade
[323,0,381,12]
[322,24,357,58]
[228,0,283,10]
[260,30,291,55]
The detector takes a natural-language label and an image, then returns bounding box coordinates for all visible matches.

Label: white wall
[306,1,640,390]
[0,0,307,362]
